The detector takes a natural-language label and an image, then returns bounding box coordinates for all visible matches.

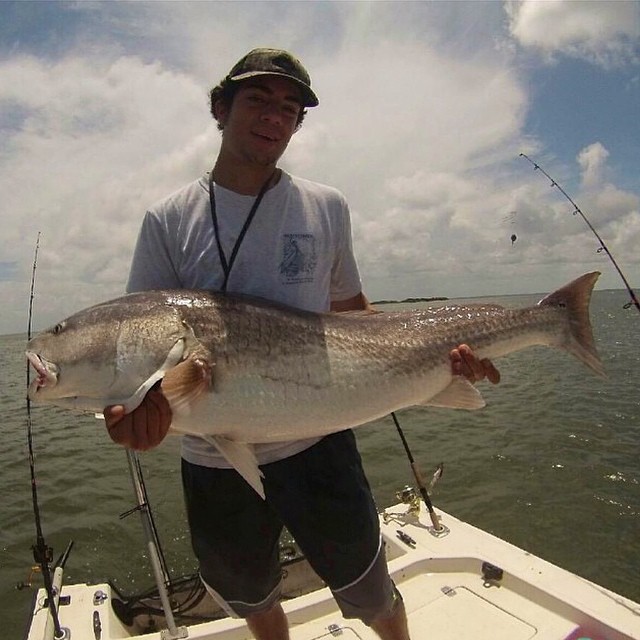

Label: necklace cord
[209,170,276,293]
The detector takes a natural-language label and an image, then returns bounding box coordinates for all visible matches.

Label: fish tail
[538,271,605,377]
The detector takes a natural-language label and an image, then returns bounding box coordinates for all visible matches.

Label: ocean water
[2,288,639,637]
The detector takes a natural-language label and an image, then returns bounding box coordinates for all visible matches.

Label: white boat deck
[26,501,640,640]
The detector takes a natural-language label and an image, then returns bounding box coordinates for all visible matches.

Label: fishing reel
[396,485,421,516]
[16,565,42,590]
[16,542,54,590]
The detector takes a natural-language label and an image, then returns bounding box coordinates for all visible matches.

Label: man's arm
[330,291,372,312]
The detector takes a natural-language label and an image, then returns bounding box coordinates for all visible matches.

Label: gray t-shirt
[127,170,362,467]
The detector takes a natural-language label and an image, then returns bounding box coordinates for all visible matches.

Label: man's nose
[259,101,284,123]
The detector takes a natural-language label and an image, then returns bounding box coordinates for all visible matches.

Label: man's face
[216,75,303,167]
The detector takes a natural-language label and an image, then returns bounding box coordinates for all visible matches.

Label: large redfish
[26,272,604,496]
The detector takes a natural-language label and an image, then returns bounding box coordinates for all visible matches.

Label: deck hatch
[410,586,537,639]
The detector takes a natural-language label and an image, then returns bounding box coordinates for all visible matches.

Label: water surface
[2,289,638,637]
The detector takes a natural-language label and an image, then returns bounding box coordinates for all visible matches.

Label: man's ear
[213,99,228,127]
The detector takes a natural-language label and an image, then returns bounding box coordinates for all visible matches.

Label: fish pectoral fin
[202,436,266,500]
[121,338,187,414]
[421,377,486,410]
[161,354,213,415]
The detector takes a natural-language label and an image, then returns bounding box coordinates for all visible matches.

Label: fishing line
[25,232,67,639]
[520,153,640,314]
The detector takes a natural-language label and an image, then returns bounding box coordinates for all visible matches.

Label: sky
[1,0,639,335]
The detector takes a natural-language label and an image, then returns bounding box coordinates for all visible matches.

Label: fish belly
[168,359,452,443]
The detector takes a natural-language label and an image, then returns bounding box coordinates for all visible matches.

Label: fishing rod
[25,236,182,638]
[121,450,187,639]
[390,411,443,530]
[25,232,69,639]
[519,153,640,314]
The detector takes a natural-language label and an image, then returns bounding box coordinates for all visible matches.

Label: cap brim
[229,71,319,107]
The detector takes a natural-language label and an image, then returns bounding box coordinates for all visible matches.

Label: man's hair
[208,77,307,132]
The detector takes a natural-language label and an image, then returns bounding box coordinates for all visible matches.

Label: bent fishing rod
[391,154,640,530]
[25,236,182,638]
[520,153,640,315]
[25,232,69,640]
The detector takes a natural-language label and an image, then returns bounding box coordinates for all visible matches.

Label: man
[105,49,499,640]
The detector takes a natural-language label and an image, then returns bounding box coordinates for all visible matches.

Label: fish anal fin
[203,436,266,499]
[421,377,486,410]
[161,354,213,415]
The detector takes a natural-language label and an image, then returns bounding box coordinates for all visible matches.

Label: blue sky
[0,0,638,334]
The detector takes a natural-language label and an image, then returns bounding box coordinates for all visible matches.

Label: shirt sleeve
[126,209,182,293]
[330,197,363,302]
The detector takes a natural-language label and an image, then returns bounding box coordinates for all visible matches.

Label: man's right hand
[104,388,173,451]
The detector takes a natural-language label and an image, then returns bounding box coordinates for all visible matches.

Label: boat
[25,467,640,640]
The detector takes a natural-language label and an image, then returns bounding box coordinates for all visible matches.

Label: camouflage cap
[226,48,319,107]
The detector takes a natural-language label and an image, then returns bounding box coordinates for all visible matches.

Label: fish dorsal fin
[202,436,266,499]
[121,338,187,414]
[421,376,486,410]
[161,354,213,416]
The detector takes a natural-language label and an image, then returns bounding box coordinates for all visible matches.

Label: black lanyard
[208,170,275,292]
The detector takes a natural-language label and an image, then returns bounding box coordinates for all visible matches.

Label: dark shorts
[181,430,398,624]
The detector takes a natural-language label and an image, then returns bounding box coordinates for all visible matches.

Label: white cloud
[269,37,538,302]
[0,2,638,334]
[578,142,610,189]
[0,54,216,333]
[576,145,640,259]
[573,143,640,261]
[506,0,640,67]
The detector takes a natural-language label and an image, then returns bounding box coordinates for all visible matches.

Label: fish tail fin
[538,271,605,377]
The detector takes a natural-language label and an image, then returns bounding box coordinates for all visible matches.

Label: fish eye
[52,322,65,335]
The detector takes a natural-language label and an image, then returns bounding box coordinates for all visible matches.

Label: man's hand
[104,387,173,451]
[450,344,500,384]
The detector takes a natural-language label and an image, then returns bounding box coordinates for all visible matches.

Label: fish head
[26,292,194,413]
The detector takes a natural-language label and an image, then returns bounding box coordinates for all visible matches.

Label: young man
[105,49,499,640]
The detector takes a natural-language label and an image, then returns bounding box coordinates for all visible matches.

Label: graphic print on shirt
[279,233,317,284]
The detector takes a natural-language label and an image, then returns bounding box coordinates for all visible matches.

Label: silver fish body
[26,272,604,496]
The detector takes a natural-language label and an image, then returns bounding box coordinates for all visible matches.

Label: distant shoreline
[372,296,449,305]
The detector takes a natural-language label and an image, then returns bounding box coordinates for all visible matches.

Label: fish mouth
[26,351,59,397]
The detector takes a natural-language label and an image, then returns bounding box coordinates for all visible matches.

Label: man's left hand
[450,344,500,384]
